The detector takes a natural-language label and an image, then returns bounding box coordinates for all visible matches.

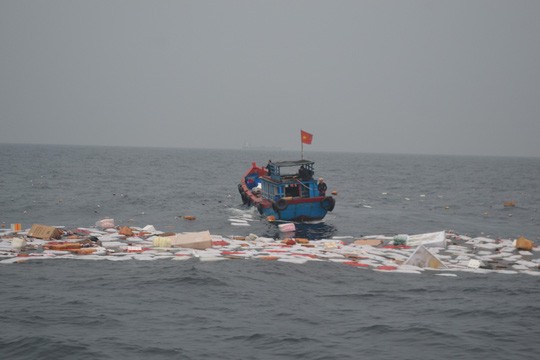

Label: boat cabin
[261,160,320,201]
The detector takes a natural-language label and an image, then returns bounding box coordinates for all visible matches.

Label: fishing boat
[238,159,335,221]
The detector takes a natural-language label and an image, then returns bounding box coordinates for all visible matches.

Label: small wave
[319,293,378,300]
[136,345,186,358]
[140,274,228,287]
[231,332,319,348]
[0,336,103,360]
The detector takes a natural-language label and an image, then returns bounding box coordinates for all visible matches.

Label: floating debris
[515,236,534,251]
[278,223,295,232]
[0,224,538,277]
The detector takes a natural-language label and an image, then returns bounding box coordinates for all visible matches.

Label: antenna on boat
[300,129,313,159]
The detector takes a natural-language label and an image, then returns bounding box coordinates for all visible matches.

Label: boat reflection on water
[295,222,337,240]
[262,221,337,241]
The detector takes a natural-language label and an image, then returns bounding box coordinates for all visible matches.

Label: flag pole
[301,131,304,159]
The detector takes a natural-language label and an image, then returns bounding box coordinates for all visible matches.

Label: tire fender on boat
[238,184,248,204]
[241,193,249,205]
[273,198,288,211]
[321,197,335,212]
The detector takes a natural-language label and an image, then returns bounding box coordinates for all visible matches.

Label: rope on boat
[294,178,311,190]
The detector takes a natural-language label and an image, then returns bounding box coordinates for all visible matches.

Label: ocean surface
[1,143,539,359]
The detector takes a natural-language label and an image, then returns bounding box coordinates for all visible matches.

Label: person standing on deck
[318,178,327,197]
[266,160,272,176]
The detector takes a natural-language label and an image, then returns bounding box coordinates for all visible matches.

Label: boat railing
[261,177,317,200]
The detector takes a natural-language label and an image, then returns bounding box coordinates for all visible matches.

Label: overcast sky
[1,1,539,157]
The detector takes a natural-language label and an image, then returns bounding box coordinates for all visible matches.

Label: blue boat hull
[259,201,328,221]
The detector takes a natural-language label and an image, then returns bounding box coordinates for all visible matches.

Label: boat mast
[300,129,313,160]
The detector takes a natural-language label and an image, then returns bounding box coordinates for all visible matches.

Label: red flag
[301,130,313,144]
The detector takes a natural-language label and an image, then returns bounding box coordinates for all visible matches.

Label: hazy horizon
[1,1,539,158]
[3,140,539,160]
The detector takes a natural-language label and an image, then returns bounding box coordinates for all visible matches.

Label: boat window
[285,184,300,197]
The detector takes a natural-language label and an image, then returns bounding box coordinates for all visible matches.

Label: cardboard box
[170,231,212,250]
[404,245,447,269]
[354,239,383,247]
[406,231,446,248]
[27,224,62,240]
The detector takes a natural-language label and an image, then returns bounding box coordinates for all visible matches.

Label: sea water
[1,144,539,359]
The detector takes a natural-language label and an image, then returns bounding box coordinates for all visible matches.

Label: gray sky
[1,1,539,157]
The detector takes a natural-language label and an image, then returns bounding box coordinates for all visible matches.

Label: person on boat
[318,178,327,197]
[266,160,272,175]
[299,165,313,180]
[298,165,307,179]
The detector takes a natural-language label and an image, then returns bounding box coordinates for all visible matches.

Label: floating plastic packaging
[95,219,115,229]
[11,238,26,250]
[278,223,295,232]
[153,236,173,248]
